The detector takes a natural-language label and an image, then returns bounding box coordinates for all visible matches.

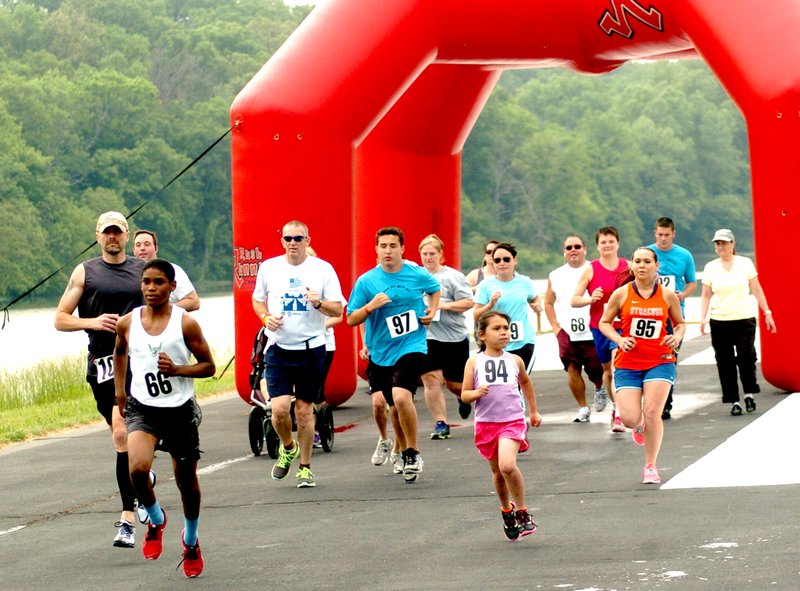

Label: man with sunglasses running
[544,235,605,423]
[252,221,344,488]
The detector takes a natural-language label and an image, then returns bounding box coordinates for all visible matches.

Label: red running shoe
[142,510,167,560]
[179,530,204,578]
[632,423,645,446]
[611,410,625,433]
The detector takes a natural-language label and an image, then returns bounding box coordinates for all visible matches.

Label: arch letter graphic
[599,1,664,38]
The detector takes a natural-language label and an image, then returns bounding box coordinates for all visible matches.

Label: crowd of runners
[55,212,777,575]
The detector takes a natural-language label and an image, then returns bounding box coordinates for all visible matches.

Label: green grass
[0,352,237,448]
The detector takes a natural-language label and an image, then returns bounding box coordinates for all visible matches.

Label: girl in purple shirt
[461,311,542,542]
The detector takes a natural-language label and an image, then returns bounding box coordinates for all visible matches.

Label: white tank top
[548,262,592,341]
[129,306,194,407]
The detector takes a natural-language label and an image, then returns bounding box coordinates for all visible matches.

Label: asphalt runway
[1,334,798,591]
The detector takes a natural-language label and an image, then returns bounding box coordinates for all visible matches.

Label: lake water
[0,295,236,374]
[0,281,706,375]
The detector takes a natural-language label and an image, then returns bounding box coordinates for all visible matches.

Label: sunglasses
[283,235,307,243]
[485,250,494,255]
[493,256,513,264]
[564,244,583,251]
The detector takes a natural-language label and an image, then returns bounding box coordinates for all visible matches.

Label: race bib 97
[385,310,419,338]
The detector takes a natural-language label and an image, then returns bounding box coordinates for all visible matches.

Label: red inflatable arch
[231,0,800,405]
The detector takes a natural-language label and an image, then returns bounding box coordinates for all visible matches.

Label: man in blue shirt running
[649,216,697,419]
[348,226,440,483]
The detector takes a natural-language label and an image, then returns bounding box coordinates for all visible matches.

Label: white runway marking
[197,454,252,476]
[662,393,800,489]
[680,340,761,366]
[0,525,27,537]
[543,392,718,424]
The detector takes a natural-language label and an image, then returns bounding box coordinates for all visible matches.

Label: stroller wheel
[317,404,334,453]
[248,406,266,456]
[265,420,280,459]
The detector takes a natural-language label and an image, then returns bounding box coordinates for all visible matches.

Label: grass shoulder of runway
[0,353,236,448]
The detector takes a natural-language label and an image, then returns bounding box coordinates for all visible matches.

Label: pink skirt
[474,418,529,460]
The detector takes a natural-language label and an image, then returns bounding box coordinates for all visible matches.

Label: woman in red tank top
[571,226,629,433]
[600,247,685,485]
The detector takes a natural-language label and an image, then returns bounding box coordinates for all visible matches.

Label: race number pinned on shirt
[509,321,524,342]
[658,275,676,291]
[94,355,114,383]
[631,317,663,339]
[431,309,441,322]
[479,357,511,385]
[385,310,419,338]
[568,316,590,339]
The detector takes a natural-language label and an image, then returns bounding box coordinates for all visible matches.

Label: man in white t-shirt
[544,235,604,423]
[251,220,344,488]
[133,229,200,312]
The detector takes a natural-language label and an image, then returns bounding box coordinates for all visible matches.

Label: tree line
[0,0,310,302]
[461,62,752,276]
[1,1,753,302]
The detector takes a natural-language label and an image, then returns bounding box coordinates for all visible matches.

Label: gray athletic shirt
[425,265,472,342]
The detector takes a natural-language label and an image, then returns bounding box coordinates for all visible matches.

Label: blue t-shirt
[475,274,537,351]
[348,263,441,366]
[647,242,696,311]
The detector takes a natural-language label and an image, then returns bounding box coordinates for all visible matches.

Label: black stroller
[246,326,334,458]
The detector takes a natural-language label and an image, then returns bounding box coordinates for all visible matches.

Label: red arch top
[231,0,800,404]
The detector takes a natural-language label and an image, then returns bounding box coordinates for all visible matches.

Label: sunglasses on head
[564,244,582,251]
[283,235,306,242]
[493,256,512,263]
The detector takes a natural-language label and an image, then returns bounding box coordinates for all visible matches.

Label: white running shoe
[371,438,392,466]
[594,387,608,412]
[112,520,135,548]
[573,406,591,423]
[402,451,424,483]
[390,452,403,474]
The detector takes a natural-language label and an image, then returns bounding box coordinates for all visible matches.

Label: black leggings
[709,317,760,403]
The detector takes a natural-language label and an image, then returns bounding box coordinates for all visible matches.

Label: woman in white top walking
[699,229,776,415]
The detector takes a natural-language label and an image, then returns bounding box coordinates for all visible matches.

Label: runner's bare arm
[54,264,119,333]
